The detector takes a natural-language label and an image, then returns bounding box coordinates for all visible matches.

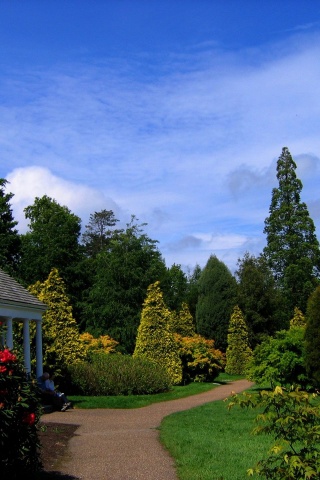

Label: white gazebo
[0,268,47,379]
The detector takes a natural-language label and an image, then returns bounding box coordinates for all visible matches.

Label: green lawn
[159,398,270,480]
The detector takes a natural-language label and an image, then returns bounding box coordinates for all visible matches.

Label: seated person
[38,372,71,412]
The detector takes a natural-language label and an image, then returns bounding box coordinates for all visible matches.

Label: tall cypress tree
[263,147,320,316]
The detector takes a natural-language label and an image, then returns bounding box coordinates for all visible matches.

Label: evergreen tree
[290,307,306,329]
[263,147,320,316]
[0,179,20,274]
[134,281,182,385]
[169,302,195,337]
[196,255,237,351]
[81,209,122,257]
[304,285,320,387]
[28,268,86,375]
[236,253,285,347]
[225,306,252,375]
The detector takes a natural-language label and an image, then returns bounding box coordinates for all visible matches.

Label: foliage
[185,263,202,320]
[263,147,320,316]
[81,209,121,257]
[175,334,225,383]
[0,337,42,477]
[196,255,237,351]
[247,326,308,389]
[134,281,182,384]
[161,263,188,311]
[228,386,320,479]
[82,216,167,353]
[225,306,252,375]
[290,307,306,328]
[68,353,171,396]
[0,178,20,275]
[305,286,320,387]
[235,253,286,347]
[28,268,86,375]
[18,195,83,289]
[169,302,195,337]
[79,332,119,359]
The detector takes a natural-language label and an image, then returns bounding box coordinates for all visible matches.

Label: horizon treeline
[1,147,319,353]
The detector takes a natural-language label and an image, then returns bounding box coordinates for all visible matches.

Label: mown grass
[69,380,220,409]
[160,398,270,480]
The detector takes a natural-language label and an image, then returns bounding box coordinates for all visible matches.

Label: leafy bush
[247,327,309,389]
[228,386,320,479]
[174,334,225,383]
[0,346,42,477]
[68,354,172,395]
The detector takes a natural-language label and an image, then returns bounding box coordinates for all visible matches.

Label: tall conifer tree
[263,147,320,316]
[134,281,182,385]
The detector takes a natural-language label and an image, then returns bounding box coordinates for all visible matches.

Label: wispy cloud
[1,30,320,271]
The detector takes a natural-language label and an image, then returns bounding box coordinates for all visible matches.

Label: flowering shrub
[0,341,42,477]
[175,334,225,383]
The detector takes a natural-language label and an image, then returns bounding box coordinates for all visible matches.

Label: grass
[159,398,271,480]
[69,380,222,409]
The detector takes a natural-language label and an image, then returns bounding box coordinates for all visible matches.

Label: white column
[5,317,13,349]
[23,318,31,375]
[35,319,43,379]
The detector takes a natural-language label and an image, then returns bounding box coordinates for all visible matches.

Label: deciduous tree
[19,195,82,288]
[82,217,167,352]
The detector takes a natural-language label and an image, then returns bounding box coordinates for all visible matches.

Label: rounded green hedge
[68,354,172,396]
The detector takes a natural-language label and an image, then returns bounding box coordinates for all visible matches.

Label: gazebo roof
[0,268,46,311]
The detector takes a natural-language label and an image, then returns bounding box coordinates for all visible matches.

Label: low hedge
[68,354,172,396]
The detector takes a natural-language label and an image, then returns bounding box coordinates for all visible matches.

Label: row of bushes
[68,354,172,396]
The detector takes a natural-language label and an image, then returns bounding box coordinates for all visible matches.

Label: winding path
[42,379,253,479]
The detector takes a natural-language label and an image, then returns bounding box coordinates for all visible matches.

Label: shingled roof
[0,268,46,310]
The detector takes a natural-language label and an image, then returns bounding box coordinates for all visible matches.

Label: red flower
[0,349,17,363]
[0,365,6,373]
[22,412,36,425]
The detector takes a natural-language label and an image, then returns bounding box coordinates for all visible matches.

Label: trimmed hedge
[68,354,172,396]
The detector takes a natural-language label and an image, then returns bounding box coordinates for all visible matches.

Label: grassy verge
[160,398,270,480]
[69,380,222,409]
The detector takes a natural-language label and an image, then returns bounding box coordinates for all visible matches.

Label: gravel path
[42,379,253,480]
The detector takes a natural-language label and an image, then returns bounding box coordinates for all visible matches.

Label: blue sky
[1,1,320,273]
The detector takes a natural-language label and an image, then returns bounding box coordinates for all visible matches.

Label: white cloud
[1,30,320,270]
[6,166,121,232]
